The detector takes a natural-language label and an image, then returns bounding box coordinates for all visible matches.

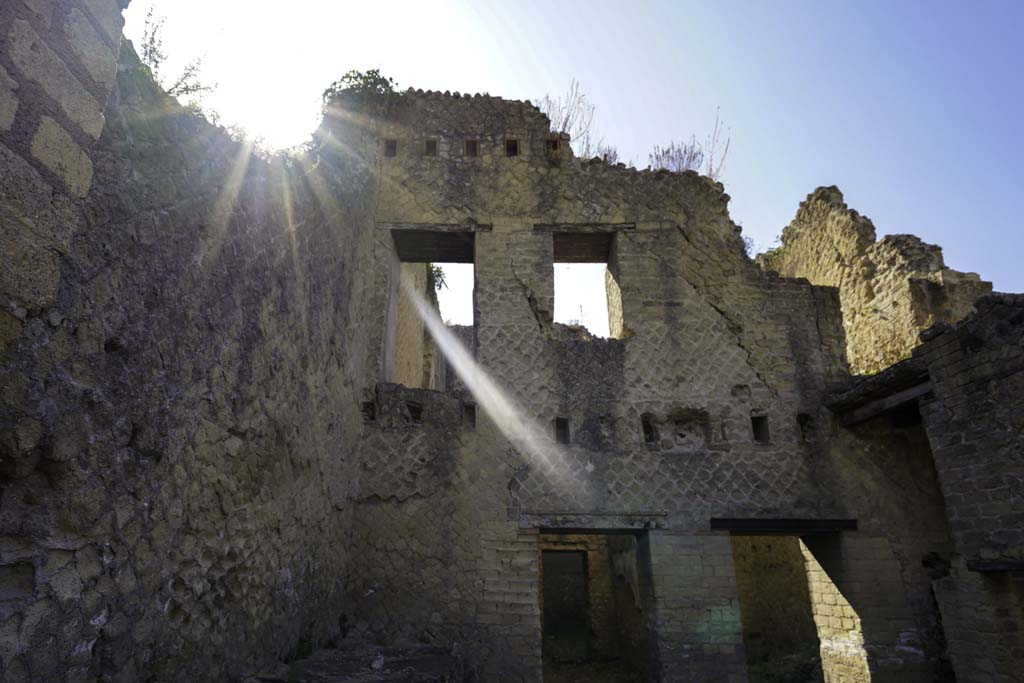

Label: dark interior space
[540,533,648,683]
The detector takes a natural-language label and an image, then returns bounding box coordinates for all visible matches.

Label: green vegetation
[322,69,398,106]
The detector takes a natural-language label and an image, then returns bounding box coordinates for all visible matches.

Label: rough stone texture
[931,557,1024,683]
[1,6,1022,683]
[759,186,992,375]
[731,535,822,682]
[250,643,464,683]
[914,295,1024,682]
[30,114,92,196]
[6,18,105,139]
[0,0,124,321]
[61,8,116,92]
[0,66,18,131]
[0,41,376,682]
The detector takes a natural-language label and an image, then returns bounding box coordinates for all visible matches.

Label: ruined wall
[915,294,1024,681]
[816,412,955,678]
[332,89,964,681]
[0,30,378,683]
[759,186,991,375]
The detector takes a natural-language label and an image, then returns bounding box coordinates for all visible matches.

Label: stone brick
[0,140,81,310]
[0,65,19,131]
[30,115,93,196]
[62,8,117,92]
[19,0,56,29]
[80,0,124,45]
[7,18,105,139]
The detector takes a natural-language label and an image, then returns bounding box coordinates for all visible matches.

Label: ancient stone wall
[0,0,125,351]
[815,409,956,678]
[0,33,379,683]
[758,186,991,375]
[337,89,956,681]
[914,294,1024,682]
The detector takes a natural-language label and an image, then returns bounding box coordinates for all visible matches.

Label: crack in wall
[509,255,547,333]
[625,227,782,399]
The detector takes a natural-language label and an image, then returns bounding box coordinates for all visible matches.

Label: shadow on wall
[732,533,935,683]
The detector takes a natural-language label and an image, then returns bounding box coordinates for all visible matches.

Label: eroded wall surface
[759,186,991,375]
[341,90,944,681]
[1,24,379,683]
[2,11,1019,682]
[916,295,1024,681]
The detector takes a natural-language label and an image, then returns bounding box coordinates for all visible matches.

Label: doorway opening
[540,532,648,683]
[731,535,827,683]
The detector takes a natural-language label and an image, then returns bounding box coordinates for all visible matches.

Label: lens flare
[403,281,583,489]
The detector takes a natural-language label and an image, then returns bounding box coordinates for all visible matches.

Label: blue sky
[123,0,1023,328]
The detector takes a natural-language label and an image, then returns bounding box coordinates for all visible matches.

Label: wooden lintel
[966,558,1024,573]
[533,222,636,232]
[377,222,492,233]
[839,382,933,426]
[710,518,858,533]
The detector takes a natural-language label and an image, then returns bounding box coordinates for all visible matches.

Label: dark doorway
[542,551,590,661]
[540,533,647,683]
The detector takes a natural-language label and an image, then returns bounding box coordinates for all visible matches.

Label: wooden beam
[377,222,492,232]
[552,232,614,263]
[966,559,1024,573]
[533,222,636,233]
[390,229,475,263]
[710,518,858,533]
[838,382,932,426]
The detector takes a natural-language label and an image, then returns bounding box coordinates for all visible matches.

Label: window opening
[797,413,815,442]
[384,139,397,157]
[464,139,479,157]
[385,231,476,388]
[554,417,571,444]
[546,138,560,152]
[553,232,623,338]
[406,401,423,422]
[641,414,658,444]
[425,139,438,156]
[463,403,477,429]
[361,401,376,423]
[751,414,770,443]
[505,139,519,156]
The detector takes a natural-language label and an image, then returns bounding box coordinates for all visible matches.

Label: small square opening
[463,403,477,429]
[797,413,815,442]
[554,417,571,444]
[546,138,560,153]
[362,401,376,423]
[641,413,658,444]
[406,401,423,423]
[505,139,520,157]
[384,139,397,157]
[425,139,438,157]
[465,140,479,157]
[751,414,770,443]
